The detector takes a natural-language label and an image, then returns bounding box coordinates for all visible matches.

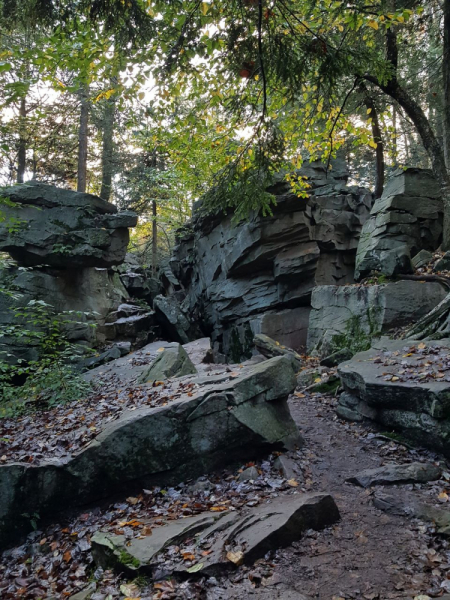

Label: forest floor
[2,386,450,600]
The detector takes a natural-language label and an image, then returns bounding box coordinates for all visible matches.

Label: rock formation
[0,354,301,548]
[307,280,447,356]
[168,160,373,359]
[0,183,155,360]
[355,168,443,279]
[336,338,450,455]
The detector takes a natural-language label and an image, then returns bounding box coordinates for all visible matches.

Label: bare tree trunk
[444,0,450,170]
[100,82,117,201]
[392,104,397,165]
[17,97,26,183]
[364,15,450,248]
[363,94,385,198]
[77,87,89,193]
[152,200,157,275]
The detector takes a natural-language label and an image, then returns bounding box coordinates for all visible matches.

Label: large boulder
[169,160,373,359]
[307,280,447,356]
[153,294,203,343]
[336,338,450,455]
[355,168,443,279]
[0,183,137,268]
[0,355,301,549]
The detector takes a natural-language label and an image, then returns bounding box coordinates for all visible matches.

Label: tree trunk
[364,13,450,248]
[100,83,117,201]
[444,0,450,170]
[77,87,89,193]
[364,95,385,198]
[17,97,26,184]
[152,200,157,275]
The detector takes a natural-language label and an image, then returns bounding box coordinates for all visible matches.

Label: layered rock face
[0,183,144,357]
[0,182,137,268]
[355,168,443,279]
[337,339,450,456]
[307,280,448,356]
[169,161,373,359]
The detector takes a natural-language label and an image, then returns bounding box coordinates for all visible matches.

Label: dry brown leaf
[287,479,299,487]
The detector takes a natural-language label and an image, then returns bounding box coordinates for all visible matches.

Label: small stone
[69,583,96,600]
[273,455,300,481]
[238,466,259,482]
[320,348,353,368]
[412,249,432,269]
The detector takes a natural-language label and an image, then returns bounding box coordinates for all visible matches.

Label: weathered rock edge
[0,356,301,550]
[91,493,340,577]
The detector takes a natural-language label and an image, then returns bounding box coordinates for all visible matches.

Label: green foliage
[0,298,92,417]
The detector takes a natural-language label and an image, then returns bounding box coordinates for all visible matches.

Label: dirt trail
[2,389,450,600]
[214,393,450,600]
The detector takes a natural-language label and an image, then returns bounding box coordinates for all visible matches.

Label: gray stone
[307,281,447,356]
[0,266,129,363]
[69,583,97,600]
[412,249,433,269]
[373,493,450,536]
[347,462,441,488]
[254,334,302,371]
[273,454,301,481]
[153,295,202,344]
[0,182,137,268]
[435,251,450,272]
[238,466,260,481]
[169,160,373,360]
[91,493,339,576]
[138,344,197,383]
[77,346,121,371]
[320,348,353,367]
[337,338,450,454]
[0,355,301,549]
[355,168,442,279]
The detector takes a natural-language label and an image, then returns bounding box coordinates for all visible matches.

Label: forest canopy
[0,0,449,255]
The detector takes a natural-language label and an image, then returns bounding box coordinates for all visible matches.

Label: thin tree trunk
[152,200,157,275]
[444,0,450,170]
[100,82,117,201]
[77,86,89,193]
[364,14,450,248]
[363,94,385,198]
[17,97,26,184]
[392,104,397,165]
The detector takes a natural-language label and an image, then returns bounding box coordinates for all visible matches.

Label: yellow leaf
[368,139,378,149]
[287,479,299,487]
[368,20,379,29]
[366,108,372,114]
[227,550,244,565]
[418,342,427,349]
[314,377,322,383]
[201,2,209,15]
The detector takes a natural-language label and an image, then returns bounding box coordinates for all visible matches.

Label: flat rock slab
[347,462,441,488]
[373,493,450,536]
[91,492,339,577]
[0,355,301,549]
[337,338,450,455]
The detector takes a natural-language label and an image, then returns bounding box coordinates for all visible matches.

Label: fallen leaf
[294,392,306,398]
[126,496,139,505]
[63,550,72,563]
[120,583,140,597]
[227,550,244,566]
[287,479,299,487]
[186,563,203,573]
